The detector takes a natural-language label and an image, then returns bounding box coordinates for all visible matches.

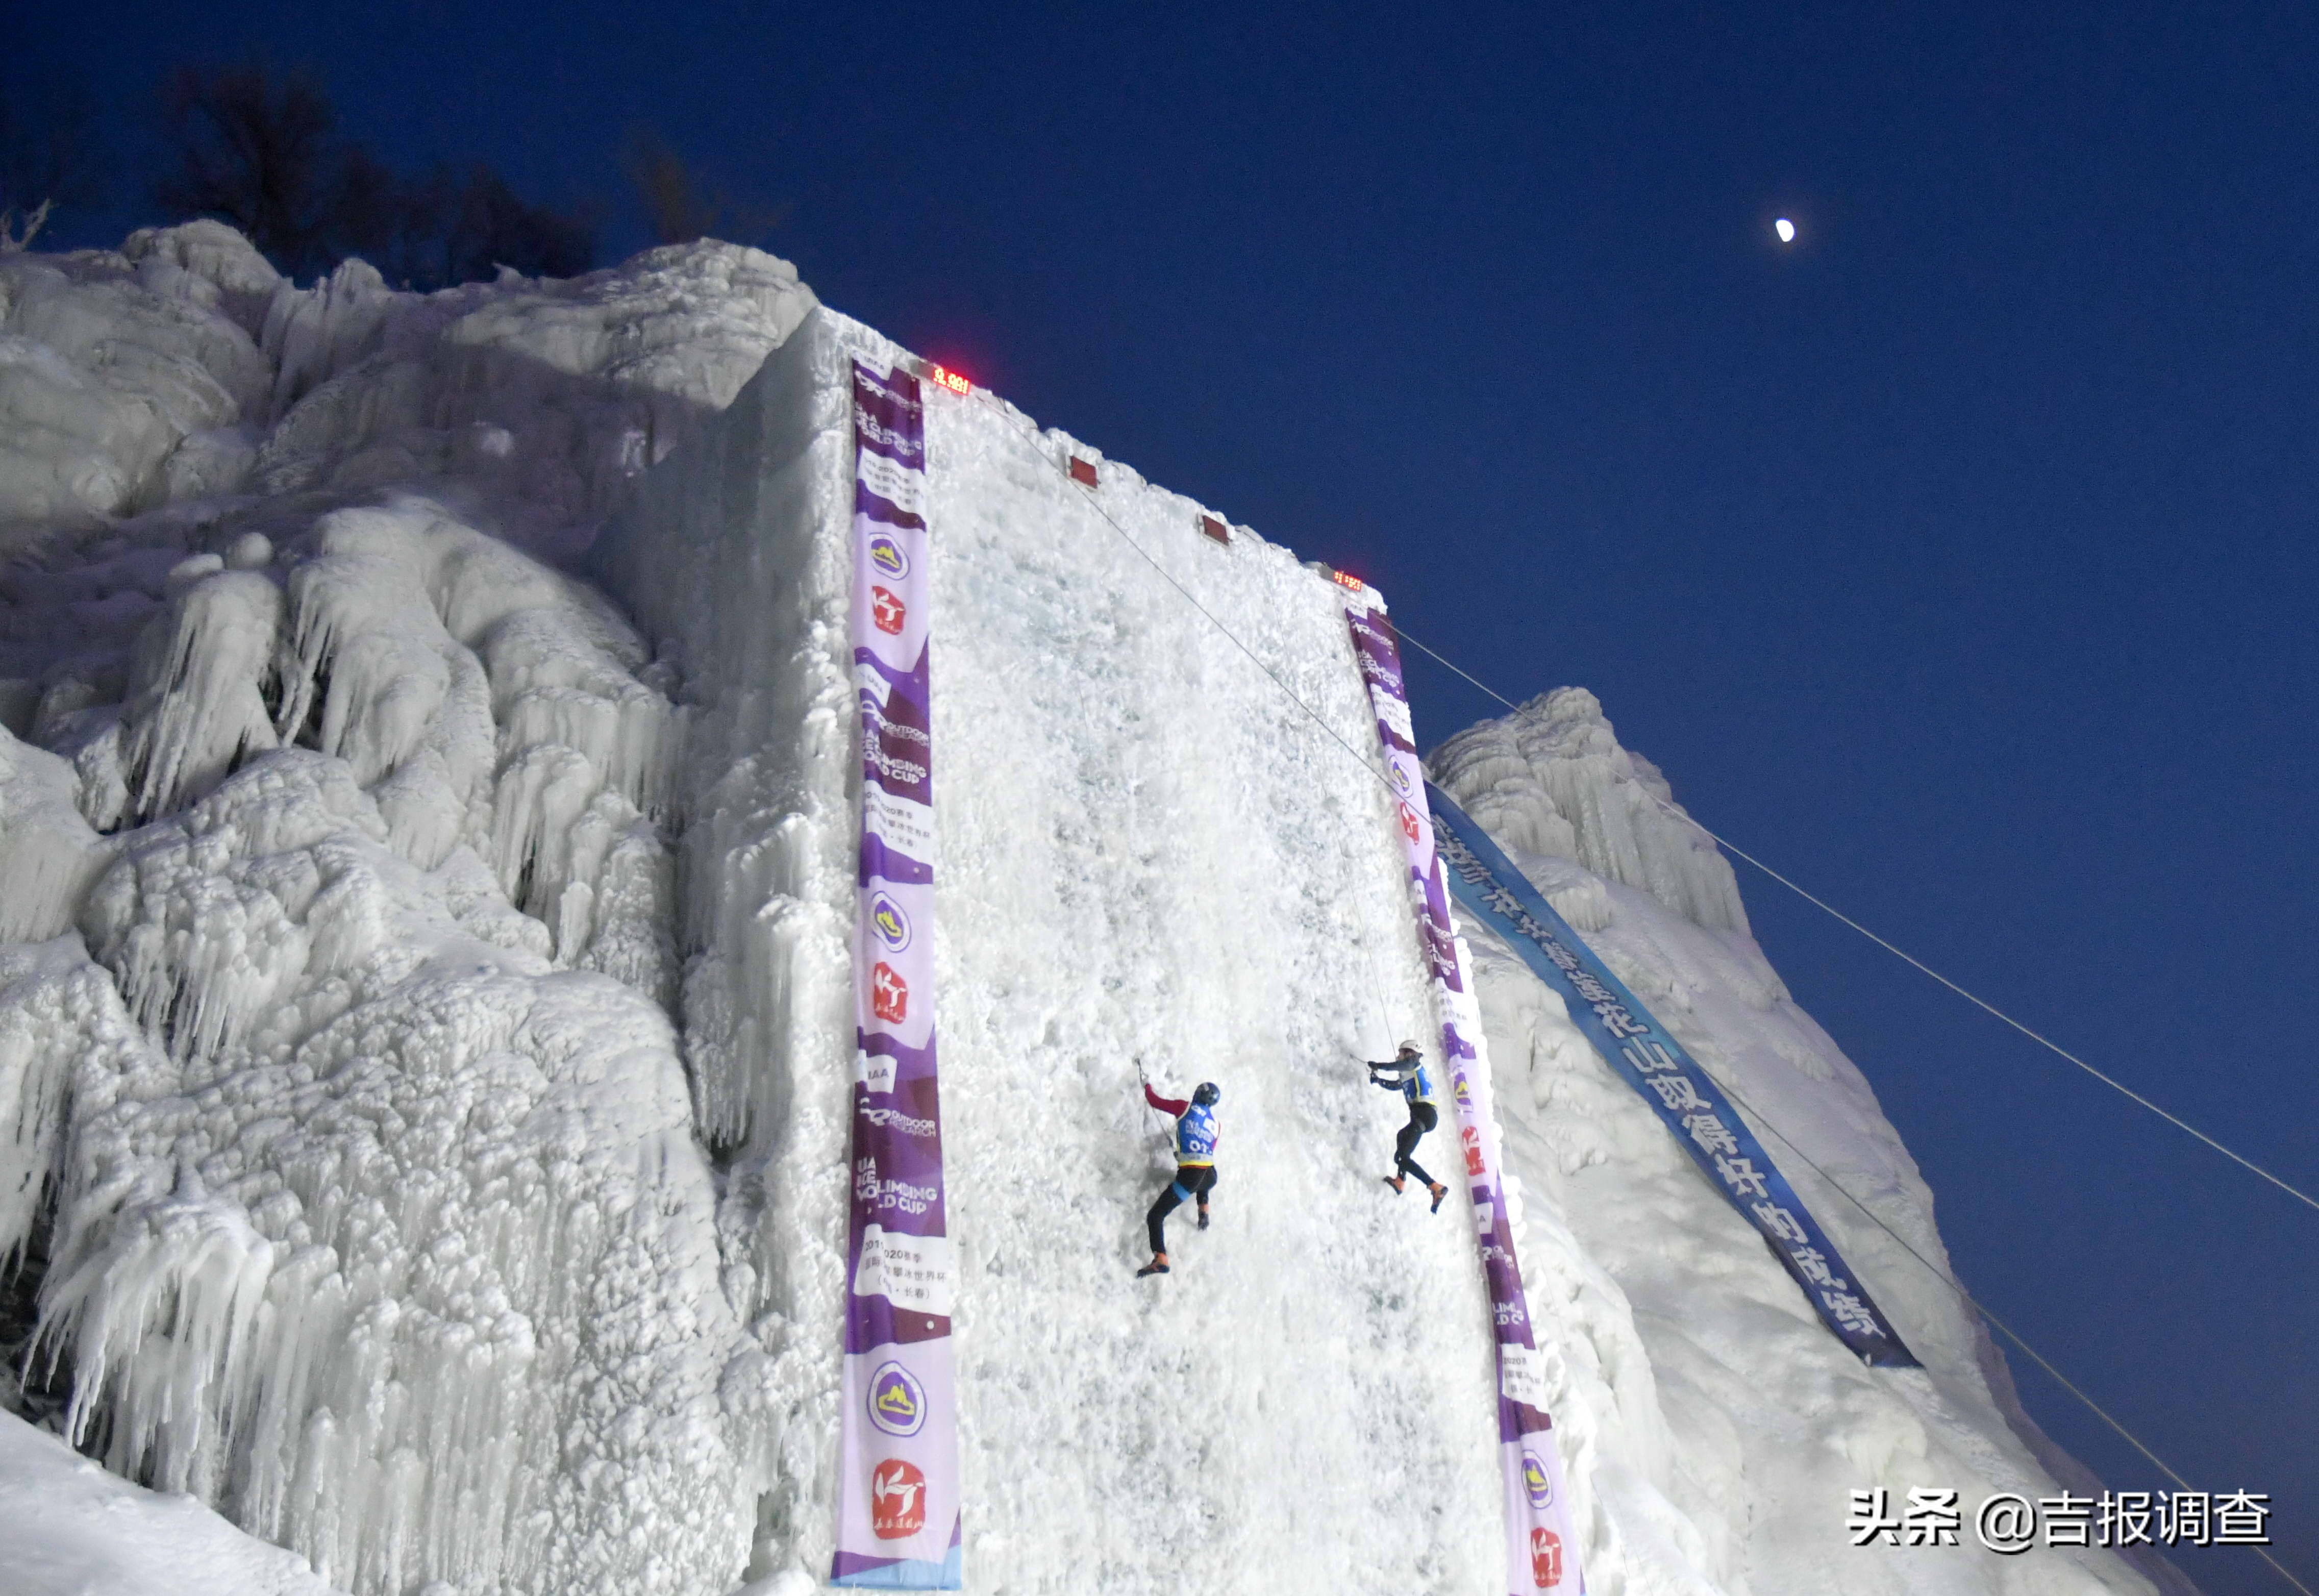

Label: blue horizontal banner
[1427,782,1917,1368]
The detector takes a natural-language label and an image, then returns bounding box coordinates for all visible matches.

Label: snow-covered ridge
[0,224,2161,1596]
[0,218,814,548]
[1430,686,1752,935]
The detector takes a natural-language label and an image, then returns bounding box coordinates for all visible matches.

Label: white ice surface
[0,226,2174,1595]
[0,1408,345,1596]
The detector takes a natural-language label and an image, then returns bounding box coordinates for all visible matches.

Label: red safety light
[1068,457,1099,487]
[928,363,972,396]
[1199,514,1230,545]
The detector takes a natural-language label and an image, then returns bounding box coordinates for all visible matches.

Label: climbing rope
[955,377,2308,1592]
[1392,625,2319,1219]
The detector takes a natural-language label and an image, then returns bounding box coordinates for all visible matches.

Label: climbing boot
[1196,1206,1210,1230]
[1382,1175,1406,1196]
[1428,1183,1449,1213]
[1136,1253,1170,1278]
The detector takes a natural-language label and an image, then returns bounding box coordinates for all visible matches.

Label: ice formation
[0,223,816,1594]
[0,219,814,548]
[0,223,2168,1596]
[1430,688,1752,935]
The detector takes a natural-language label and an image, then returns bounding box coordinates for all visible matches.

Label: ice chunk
[0,242,271,532]
[0,725,108,940]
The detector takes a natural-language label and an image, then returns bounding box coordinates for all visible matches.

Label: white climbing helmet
[1397,1038,1424,1057]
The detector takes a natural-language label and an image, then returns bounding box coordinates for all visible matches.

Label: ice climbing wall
[595,309,1534,1593]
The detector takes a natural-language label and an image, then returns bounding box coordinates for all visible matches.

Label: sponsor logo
[1530,1528,1563,1589]
[1389,760,1413,794]
[870,891,913,953]
[1462,1125,1486,1177]
[870,1457,926,1540]
[871,586,907,635]
[868,534,911,580]
[868,1360,928,1437]
[860,1105,937,1137]
[1398,801,1421,842]
[1522,1451,1554,1508]
[1453,1073,1473,1107]
[872,962,910,1025]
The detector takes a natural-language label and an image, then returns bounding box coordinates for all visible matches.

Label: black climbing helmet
[1193,1081,1220,1107]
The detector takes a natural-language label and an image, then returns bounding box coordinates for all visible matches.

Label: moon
[1774,217,1797,243]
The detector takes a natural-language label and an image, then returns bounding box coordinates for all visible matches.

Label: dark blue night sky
[18,5,2318,1590]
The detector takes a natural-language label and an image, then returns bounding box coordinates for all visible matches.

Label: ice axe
[1133,1056,1174,1161]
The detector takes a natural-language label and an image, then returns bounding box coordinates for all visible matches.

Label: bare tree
[0,76,108,251]
[442,165,595,283]
[148,60,595,287]
[624,128,782,246]
[154,62,340,274]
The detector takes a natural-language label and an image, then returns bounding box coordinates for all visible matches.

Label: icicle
[116,562,286,824]
[36,1163,278,1496]
[0,945,84,1269]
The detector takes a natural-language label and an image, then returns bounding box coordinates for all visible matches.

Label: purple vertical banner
[1337,576,1587,1596]
[833,359,962,1589]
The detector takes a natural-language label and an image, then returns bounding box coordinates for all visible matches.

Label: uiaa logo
[1529,1528,1563,1589]
[868,1360,927,1437]
[1521,1450,1553,1508]
[870,1457,926,1540]
[870,891,912,953]
[872,962,910,1024]
[871,586,907,635]
[868,534,910,580]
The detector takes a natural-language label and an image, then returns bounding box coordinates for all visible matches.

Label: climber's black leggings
[1146,1164,1216,1253]
[1394,1102,1439,1186]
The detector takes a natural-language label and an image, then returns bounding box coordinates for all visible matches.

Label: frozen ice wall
[594,309,1522,1591]
[595,310,2164,1596]
[0,226,818,1596]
